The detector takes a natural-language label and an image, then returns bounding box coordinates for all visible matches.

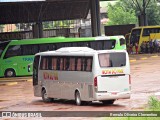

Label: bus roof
[36,47,127,56]
[132,26,160,29]
[56,47,94,52]
[7,36,124,46]
[95,35,124,40]
[8,37,95,45]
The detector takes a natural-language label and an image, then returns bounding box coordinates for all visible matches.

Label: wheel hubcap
[76,93,80,105]
[7,71,13,77]
[44,92,48,100]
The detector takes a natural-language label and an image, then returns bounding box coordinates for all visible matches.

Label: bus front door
[33,55,41,97]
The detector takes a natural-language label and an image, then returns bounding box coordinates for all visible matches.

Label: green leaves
[107,2,137,25]
[106,0,160,26]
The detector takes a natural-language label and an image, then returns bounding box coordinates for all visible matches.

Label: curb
[129,54,159,62]
[140,57,147,60]
[27,79,32,82]
[0,79,27,82]
[0,82,17,86]
[151,55,158,58]
[130,59,136,62]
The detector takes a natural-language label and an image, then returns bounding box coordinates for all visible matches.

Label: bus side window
[86,58,92,72]
[39,44,49,52]
[64,57,70,70]
[69,57,75,71]
[49,44,56,51]
[72,42,78,47]
[64,43,72,47]
[76,58,82,71]
[51,57,57,70]
[22,44,39,55]
[82,58,86,71]
[40,57,48,70]
[60,57,64,71]
[56,43,65,49]
[120,38,125,46]
[56,57,60,70]
[4,45,21,59]
[32,45,39,54]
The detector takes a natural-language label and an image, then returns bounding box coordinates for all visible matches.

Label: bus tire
[4,69,16,77]
[75,91,86,106]
[102,100,115,105]
[42,89,53,103]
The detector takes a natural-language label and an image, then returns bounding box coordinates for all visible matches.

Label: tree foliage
[107,3,137,25]
[106,0,160,26]
[43,20,73,29]
[145,1,160,25]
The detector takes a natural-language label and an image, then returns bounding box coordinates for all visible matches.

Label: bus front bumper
[94,91,131,101]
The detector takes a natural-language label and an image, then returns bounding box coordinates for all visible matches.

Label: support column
[90,0,101,37]
[32,22,43,38]
[95,0,101,36]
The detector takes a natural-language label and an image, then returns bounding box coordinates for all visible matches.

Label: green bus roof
[9,37,95,45]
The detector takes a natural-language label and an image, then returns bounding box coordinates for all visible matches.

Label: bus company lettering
[43,72,58,80]
[22,57,34,62]
[102,69,124,75]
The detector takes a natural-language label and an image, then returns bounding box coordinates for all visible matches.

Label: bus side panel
[0,59,5,77]
[34,85,42,97]
[1,56,34,77]
[39,70,94,101]
[16,55,34,76]
[57,71,93,101]
[39,70,61,98]
[1,58,18,77]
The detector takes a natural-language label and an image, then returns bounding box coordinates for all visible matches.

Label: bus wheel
[75,91,86,106]
[4,69,16,77]
[102,100,115,105]
[42,89,53,103]
[75,91,82,106]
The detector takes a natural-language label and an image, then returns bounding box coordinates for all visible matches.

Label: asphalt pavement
[129,53,160,62]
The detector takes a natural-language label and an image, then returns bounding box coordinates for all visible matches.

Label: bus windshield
[130,29,141,45]
[0,42,9,58]
[98,52,126,67]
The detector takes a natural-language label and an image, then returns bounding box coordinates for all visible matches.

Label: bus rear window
[98,52,126,67]
[90,40,116,50]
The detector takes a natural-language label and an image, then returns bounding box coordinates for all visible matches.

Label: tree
[106,2,137,25]
[107,3,137,25]
[106,0,160,26]
[145,1,160,25]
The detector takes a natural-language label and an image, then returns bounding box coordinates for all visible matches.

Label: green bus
[0,36,126,77]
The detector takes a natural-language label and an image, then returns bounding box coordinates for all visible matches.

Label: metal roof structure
[0,0,90,24]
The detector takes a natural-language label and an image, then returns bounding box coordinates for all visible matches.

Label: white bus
[33,47,131,105]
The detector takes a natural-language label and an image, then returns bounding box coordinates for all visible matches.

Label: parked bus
[129,26,160,51]
[33,47,131,105]
[0,36,126,77]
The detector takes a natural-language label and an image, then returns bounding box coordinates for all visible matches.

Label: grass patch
[148,96,160,111]
[103,96,160,120]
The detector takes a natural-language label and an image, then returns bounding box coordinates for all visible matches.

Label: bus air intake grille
[88,85,93,98]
